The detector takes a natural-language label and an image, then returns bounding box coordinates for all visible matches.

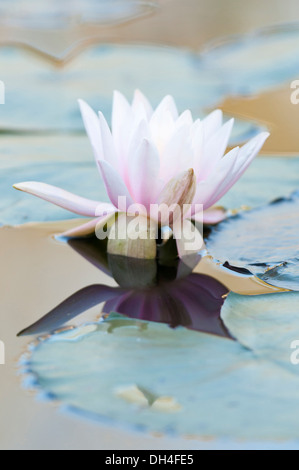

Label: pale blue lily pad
[0,44,224,131]
[0,0,155,29]
[202,24,299,96]
[206,191,299,290]
[220,156,299,210]
[26,313,299,440]
[1,25,299,131]
[221,292,299,376]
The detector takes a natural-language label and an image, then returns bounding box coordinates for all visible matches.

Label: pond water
[1,1,299,448]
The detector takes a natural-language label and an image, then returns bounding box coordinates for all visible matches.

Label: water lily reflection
[18,237,230,338]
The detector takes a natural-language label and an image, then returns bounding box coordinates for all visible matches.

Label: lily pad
[25,313,299,440]
[203,23,299,96]
[219,156,299,210]
[0,44,223,132]
[221,291,299,376]
[206,191,299,290]
[0,0,155,29]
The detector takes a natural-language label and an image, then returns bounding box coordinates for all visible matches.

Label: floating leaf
[0,0,154,30]
[0,44,223,132]
[219,156,299,211]
[203,24,299,96]
[26,314,299,440]
[206,191,299,290]
[221,291,299,376]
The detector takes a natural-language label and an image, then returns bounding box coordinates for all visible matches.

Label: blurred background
[1,0,299,224]
[1,0,299,451]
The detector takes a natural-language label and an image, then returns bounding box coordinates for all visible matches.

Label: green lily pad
[25,313,299,440]
[206,191,299,290]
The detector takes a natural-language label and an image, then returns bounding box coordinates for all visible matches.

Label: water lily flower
[14,90,269,258]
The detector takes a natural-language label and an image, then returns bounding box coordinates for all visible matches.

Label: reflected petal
[62,213,115,238]
[18,285,120,336]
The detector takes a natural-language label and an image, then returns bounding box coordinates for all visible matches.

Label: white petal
[79,100,118,169]
[202,109,223,140]
[160,124,193,181]
[174,219,204,259]
[200,118,234,179]
[150,110,175,154]
[193,146,240,210]
[78,99,102,161]
[98,112,118,168]
[191,119,204,178]
[231,132,270,182]
[128,138,160,209]
[175,110,193,128]
[112,91,133,164]
[208,133,269,208]
[207,132,270,206]
[132,90,153,120]
[127,119,151,159]
[153,95,179,120]
[193,132,269,211]
[13,181,111,217]
[97,160,134,210]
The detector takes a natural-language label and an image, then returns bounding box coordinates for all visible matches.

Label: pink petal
[175,110,193,128]
[61,213,115,238]
[160,124,193,181]
[204,132,270,208]
[202,109,223,140]
[200,118,234,179]
[193,132,269,211]
[78,99,102,161]
[97,160,134,210]
[173,219,204,259]
[201,207,227,225]
[128,138,161,209]
[98,111,118,168]
[132,90,153,120]
[79,100,118,170]
[13,181,112,217]
[153,95,179,120]
[127,119,151,158]
[192,147,240,210]
[112,91,132,162]
[191,119,204,178]
[149,95,179,150]
[150,110,175,153]
[230,132,270,184]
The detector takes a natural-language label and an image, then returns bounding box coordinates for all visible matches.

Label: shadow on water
[18,236,231,339]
